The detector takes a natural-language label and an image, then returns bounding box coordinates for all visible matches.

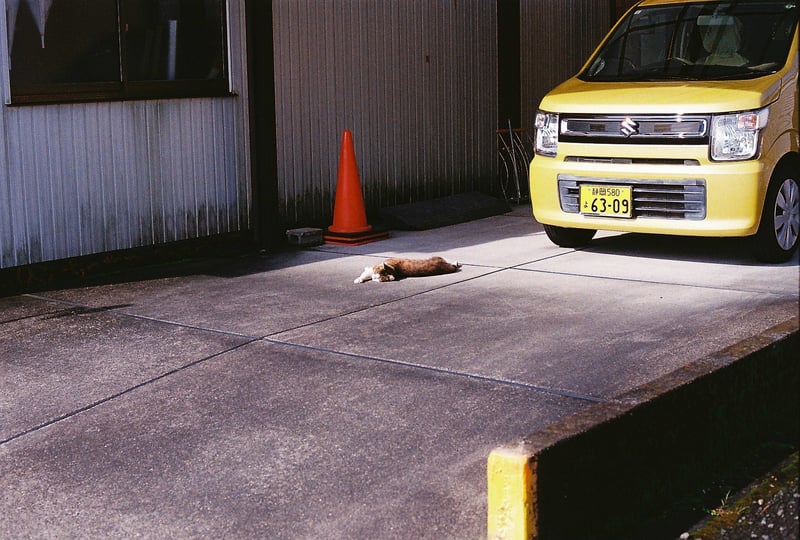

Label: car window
[582,1,798,82]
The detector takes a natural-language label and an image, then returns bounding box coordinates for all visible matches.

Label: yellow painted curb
[487,446,537,540]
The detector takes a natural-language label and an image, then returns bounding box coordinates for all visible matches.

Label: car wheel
[543,224,597,248]
[753,167,799,263]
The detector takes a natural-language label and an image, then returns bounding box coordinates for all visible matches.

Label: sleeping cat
[354,256,461,283]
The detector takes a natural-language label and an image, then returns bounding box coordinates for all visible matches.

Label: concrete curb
[487,317,799,539]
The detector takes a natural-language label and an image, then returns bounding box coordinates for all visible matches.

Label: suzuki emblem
[620,117,639,137]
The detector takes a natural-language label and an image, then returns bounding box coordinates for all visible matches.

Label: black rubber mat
[380,192,510,230]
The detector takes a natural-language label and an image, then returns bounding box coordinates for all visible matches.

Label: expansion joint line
[0,339,258,447]
[261,264,530,338]
[261,336,606,405]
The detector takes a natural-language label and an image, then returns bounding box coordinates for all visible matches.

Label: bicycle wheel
[497,145,515,203]
[511,131,532,202]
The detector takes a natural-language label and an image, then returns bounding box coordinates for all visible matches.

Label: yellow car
[531,0,799,262]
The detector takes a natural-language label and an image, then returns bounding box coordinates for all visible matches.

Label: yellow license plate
[580,185,633,218]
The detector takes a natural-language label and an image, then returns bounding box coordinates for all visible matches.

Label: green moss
[688,451,798,539]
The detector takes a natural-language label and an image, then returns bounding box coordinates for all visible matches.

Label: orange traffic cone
[324,130,388,246]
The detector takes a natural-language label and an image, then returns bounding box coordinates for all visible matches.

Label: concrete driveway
[1,206,797,539]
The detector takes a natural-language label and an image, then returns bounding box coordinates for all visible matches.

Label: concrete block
[286,227,323,247]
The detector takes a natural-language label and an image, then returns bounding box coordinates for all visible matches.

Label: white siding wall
[272,0,498,226]
[0,0,251,269]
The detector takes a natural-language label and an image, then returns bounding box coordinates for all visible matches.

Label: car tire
[753,165,799,263]
[543,224,597,248]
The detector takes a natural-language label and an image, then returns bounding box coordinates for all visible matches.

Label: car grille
[557,175,706,219]
[559,114,710,145]
[565,156,701,167]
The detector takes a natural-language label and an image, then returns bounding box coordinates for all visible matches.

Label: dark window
[7,0,229,104]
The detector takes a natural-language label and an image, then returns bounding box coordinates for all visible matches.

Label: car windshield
[581,1,799,82]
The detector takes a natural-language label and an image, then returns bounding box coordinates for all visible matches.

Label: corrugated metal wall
[0,1,251,269]
[272,0,498,227]
[1,0,617,269]
[615,0,640,19]
[520,0,614,133]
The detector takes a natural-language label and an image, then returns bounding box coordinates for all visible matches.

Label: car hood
[539,76,785,115]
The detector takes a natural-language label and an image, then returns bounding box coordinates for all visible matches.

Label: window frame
[8,0,231,106]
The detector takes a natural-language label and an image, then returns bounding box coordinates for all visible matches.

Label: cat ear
[384,262,396,273]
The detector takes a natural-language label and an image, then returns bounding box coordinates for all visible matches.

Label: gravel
[680,452,799,540]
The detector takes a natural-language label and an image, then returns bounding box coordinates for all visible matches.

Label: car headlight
[710,108,769,161]
[535,111,559,157]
